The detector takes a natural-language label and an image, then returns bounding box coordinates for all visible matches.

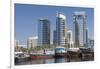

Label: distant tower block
[73,11,87,48]
[54,12,67,46]
[38,18,50,46]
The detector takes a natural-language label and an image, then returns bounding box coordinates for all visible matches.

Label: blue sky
[15,3,94,45]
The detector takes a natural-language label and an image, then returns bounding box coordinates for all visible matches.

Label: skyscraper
[73,11,87,47]
[54,12,67,46]
[38,18,50,46]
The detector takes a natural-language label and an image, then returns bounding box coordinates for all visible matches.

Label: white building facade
[27,36,38,49]
[73,11,87,47]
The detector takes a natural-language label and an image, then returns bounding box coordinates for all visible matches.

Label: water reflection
[55,57,67,63]
[15,57,94,65]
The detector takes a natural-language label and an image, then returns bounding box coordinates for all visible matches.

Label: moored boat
[15,52,30,62]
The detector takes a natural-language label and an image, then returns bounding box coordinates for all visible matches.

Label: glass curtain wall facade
[54,12,67,46]
[38,18,50,46]
[73,11,87,48]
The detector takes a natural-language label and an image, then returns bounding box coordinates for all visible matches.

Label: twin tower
[38,11,88,48]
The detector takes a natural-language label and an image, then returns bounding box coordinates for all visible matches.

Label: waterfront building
[14,40,27,52]
[38,18,50,46]
[67,30,74,48]
[88,39,94,48]
[54,12,67,46]
[27,36,38,49]
[18,45,27,48]
[14,40,20,52]
[73,11,87,48]
[14,40,19,47]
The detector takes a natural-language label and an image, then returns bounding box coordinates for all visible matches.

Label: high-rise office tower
[38,18,50,46]
[73,11,87,47]
[54,12,67,46]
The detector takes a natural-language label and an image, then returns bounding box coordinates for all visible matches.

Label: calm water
[15,57,94,65]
